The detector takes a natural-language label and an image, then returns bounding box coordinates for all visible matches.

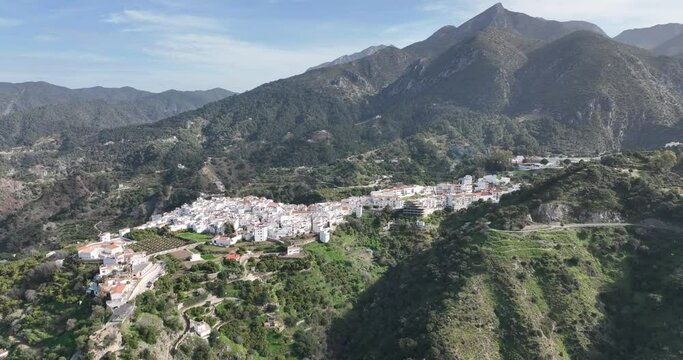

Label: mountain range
[616,23,683,57]
[1,3,683,253]
[0,82,234,148]
[308,45,389,71]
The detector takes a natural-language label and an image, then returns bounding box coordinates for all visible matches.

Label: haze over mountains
[0,82,234,148]
[616,23,683,57]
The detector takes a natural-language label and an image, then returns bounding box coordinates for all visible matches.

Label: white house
[212,235,238,247]
[190,253,202,262]
[109,282,128,303]
[77,245,100,260]
[98,232,111,242]
[319,230,330,243]
[99,264,121,277]
[193,322,211,339]
[102,243,124,257]
[253,225,268,242]
[118,228,131,237]
[286,246,303,256]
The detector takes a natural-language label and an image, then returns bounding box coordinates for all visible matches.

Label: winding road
[495,219,683,234]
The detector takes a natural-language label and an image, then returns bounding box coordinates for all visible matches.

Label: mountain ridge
[308,45,390,71]
[0,82,235,148]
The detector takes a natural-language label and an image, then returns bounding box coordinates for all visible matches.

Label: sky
[0,0,681,92]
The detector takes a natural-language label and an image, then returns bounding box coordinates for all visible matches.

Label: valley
[1,2,683,359]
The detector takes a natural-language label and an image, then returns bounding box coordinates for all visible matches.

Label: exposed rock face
[308,45,389,71]
[532,202,573,223]
[532,202,623,224]
[577,209,623,223]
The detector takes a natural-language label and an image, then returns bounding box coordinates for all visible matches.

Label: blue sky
[0,0,681,92]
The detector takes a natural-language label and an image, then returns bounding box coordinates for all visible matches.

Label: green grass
[175,232,213,242]
[201,253,216,261]
[304,241,346,262]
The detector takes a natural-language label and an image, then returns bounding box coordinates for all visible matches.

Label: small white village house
[193,321,211,339]
[286,246,303,256]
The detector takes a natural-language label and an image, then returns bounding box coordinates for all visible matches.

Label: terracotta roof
[224,253,241,260]
[111,283,127,294]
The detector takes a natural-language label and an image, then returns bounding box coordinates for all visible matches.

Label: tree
[650,150,677,172]
[484,149,514,172]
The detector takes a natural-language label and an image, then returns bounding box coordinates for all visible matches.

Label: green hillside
[331,157,683,360]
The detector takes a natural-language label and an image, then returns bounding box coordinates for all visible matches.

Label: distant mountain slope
[654,32,683,57]
[0,82,234,147]
[512,31,683,149]
[308,45,389,71]
[381,29,683,152]
[2,3,683,254]
[615,23,683,51]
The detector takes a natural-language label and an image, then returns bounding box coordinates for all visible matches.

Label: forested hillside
[2,3,683,254]
[331,153,683,360]
[0,83,234,148]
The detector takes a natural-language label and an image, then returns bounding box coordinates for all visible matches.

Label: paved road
[128,263,164,301]
[496,220,683,234]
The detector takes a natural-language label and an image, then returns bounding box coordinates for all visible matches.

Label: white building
[98,232,111,242]
[319,229,330,243]
[118,228,131,237]
[78,246,100,260]
[109,282,128,302]
[212,235,238,247]
[193,321,211,339]
[190,253,202,262]
[286,246,303,256]
[253,225,268,242]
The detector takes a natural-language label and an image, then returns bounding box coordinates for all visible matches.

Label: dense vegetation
[0,82,233,148]
[330,155,683,360]
[0,254,105,359]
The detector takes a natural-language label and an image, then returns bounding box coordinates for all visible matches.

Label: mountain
[0,82,235,147]
[383,29,683,152]
[331,158,683,359]
[2,3,683,253]
[403,2,605,58]
[308,45,389,71]
[615,23,683,55]
[653,32,683,57]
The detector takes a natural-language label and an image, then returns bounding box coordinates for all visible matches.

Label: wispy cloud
[102,8,359,91]
[417,0,683,35]
[143,32,355,90]
[103,10,221,31]
[0,17,22,27]
[33,34,59,42]
[17,51,113,63]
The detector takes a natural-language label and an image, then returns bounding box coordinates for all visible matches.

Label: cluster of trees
[0,255,105,359]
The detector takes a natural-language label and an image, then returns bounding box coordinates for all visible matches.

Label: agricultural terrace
[127,229,191,254]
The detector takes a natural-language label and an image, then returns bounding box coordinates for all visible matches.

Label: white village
[75,173,520,321]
